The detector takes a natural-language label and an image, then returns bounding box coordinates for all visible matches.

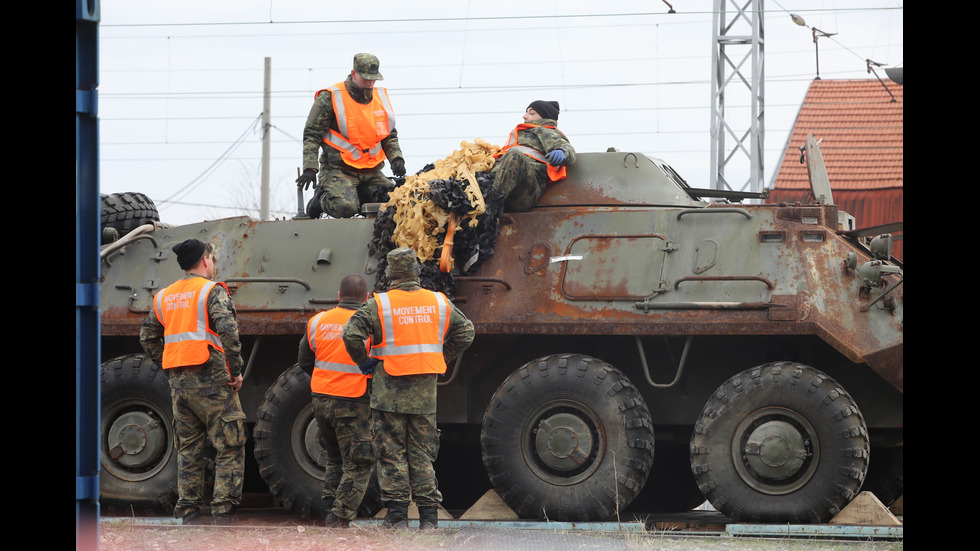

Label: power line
[100,6,903,29]
[159,114,262,207]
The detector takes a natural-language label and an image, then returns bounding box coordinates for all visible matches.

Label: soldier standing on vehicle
[296,53,407,219]
[342,248,475,530]
[139,238,247,526]
[491,100,576,212]
[297,274,375,528]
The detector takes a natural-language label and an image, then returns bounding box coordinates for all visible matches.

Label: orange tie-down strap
[439,211,457,273]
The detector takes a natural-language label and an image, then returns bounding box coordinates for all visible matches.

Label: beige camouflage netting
[382,139,500,263]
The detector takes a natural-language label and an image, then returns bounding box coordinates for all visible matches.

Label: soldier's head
[172,238,216,278]
[338,273,370,303]
[351,53,383,89]
[525,100,560,123]
[385,247,421,284]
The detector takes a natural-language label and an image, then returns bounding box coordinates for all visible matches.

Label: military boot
[321,498,335,526]
[210,504,238,526]
[418,505,439,530]
[305,186,325,219]
[178,508,206,526]
[382,502,409,529]
[211,512,237,526]
[323,512,350,528]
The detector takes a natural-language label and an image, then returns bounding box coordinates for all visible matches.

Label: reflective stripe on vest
[153,278,225,369]
[307,308,370,398]
[370,289,449,375]
[317,83,395,168]
[496,123,568,181]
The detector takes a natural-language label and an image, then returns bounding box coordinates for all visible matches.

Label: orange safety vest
[307,308,371,398]
[494,123,568,181]
[317,82,395,169]
[153,277,226,369]
[369,289,451,376]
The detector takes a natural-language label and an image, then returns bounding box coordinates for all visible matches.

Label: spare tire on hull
[481,354,654,521]
[101,192,160,241]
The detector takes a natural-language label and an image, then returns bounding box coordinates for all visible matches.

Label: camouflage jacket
[301,75,403,174]
[502,118,576,164]
[139,274,245,388]
[342,280,475,414]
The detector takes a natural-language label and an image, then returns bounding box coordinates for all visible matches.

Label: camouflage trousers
[372,409,442,507]
[171,386,246,517]
[309,166,392,219]
[312,395,375,520]
[490,149,549,212]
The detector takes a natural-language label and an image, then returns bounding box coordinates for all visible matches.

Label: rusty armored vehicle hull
[99,145,903,523]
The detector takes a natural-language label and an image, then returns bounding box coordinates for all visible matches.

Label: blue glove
[545,149,566,166]
[357,358,379,375]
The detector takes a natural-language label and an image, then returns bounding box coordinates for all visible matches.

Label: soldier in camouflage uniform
[139,238,247,526]
[491,100,576,212]
[298,274,375,528]
[296,53,407,219]
[342,248,475,530]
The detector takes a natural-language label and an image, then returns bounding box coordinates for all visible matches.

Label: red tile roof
[770,78,903,192]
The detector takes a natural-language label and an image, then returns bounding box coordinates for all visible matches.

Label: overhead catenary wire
[158,113,262,208]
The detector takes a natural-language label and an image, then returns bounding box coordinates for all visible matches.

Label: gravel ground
[83,520,903,551]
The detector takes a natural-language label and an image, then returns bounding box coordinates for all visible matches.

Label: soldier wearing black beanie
[527,100,560,121]
[490,100,576,212]
[140,234,246,526]
[172,239,208,270]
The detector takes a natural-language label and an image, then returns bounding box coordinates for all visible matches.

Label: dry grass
[93,521,455,551]
[87,520,903,551]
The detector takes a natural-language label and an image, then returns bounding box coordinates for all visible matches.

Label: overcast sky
[95,0,903,226]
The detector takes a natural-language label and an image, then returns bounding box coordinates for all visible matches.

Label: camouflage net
[369,139,506,297]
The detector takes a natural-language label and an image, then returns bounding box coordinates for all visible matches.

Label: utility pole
[710,0,765,196]
[261,57,271,220]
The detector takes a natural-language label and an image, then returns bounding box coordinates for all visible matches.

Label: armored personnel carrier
[98,136,902,523]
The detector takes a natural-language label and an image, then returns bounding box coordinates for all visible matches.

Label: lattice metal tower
[710,0,765,194]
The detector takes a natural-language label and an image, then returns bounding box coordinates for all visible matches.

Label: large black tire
[481,354,654,521]
[99,354,178,515]
[252,364,381,520]
[101,192,160,237]
[691,362,870,523]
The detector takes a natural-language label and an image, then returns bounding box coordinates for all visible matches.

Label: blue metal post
[76,0,101,549]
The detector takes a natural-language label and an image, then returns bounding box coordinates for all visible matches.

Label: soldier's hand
[357,358,380,375]
[228,374,244,393]
[390,158,406,177]
[296,168,318,190]
[545,149,566,166]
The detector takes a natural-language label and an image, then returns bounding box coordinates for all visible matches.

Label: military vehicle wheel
[101,192,160,239]
[99,354,177,514]
[253,364,381,520]
[863,445,903,507]
[481,354,654,521]
[690,362,869,523]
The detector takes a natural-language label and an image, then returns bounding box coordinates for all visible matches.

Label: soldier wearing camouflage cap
[139,239,247,526]
[296,53,407,219]
[342,248,475,530]
[491,100,576,212]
